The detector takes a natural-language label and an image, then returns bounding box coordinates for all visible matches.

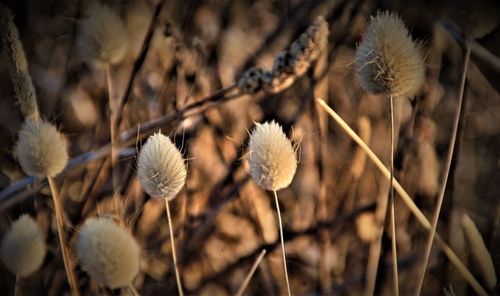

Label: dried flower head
[15,119,68,177]
[0,5,39,119]
[77,3,129,67]
[289,16,329,76]
[355,11,425,98]
[0,215,46,277]
[248,121,297,191]
[237,67,270,94]
[137,133,187,200]
[77,217,140,289]
[265,16,329,94]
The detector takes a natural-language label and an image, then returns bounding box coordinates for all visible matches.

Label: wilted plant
[137,132,187,296]
[247,121,297,296]
[77,217,140,292]
[1,215,46,278]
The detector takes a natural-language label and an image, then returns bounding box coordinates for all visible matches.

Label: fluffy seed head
[355,11,425,98]
[15,119,69,177]
[77,3,129,67]
[137,133,187,200]
[77,217,140,289]
[1,215,46,277]
[248,121,297,191]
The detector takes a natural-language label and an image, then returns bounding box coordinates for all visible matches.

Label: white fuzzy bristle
[137,133,187,200]
[248,121,297,191]
[77,3,129,67]
[77,217,140,289]
[15,119,69,177]
[0,214,46,277]
[355,11,425,98]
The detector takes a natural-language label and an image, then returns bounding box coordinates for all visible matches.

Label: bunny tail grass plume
[15,119,68,178]
[461,214,497,289]
[137,133,187,200]
[248,121,297,191]
[77,3,129,67]
[355,11,425,98]
[0,5,39,119]
[0,215,46,277]
[77,217,140,289]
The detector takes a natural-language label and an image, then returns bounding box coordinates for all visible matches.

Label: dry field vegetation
[0,0,499,295]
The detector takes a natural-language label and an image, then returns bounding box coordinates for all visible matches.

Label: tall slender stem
[316,98,488,296]
[165,199,184,296]
[129,284,140,296]
[414,41,471,296]
[235,249,267,296]
[389,94,399,296]
[106,65,121,217]
[273,190,291,296]
[14,275,19,296]
[47,177,80,296]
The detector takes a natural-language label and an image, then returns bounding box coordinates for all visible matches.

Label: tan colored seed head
[0,214,46,277]
[248,121,297,191]
[77,217,140,289]
[137,133,187,200]
[15,119,69,177]
[77,3,129,67]
[355,11,425,98]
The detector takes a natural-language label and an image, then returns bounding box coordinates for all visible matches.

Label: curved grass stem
[165,199,184,296]
[273,190,291,296]
[316,98,488,296]
[414,40,472,296]
[129,284,140,296]
[47,177,80,296]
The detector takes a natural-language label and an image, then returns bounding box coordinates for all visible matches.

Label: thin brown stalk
[316,98,488,296]
[389,94,399,296]
[14,275,19,296]
[273,190,291,296]
[129,284,140,296]
[235,249,267,296]
[106,65,121,217]
[414,40,472,296]
[165,199,184,296]
[364,178,390,296]
[47,177,80,296]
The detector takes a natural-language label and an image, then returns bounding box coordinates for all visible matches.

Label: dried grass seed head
[355,11,425,98]
[77,217,140,289]
[15,119,68,177]
[77,3,129,67]
[289,16,329,76]
[0,214,46,277]
[137,133,187,200]
[237,67,269,94]
[248,121,297,191]
[0,5,39,119]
